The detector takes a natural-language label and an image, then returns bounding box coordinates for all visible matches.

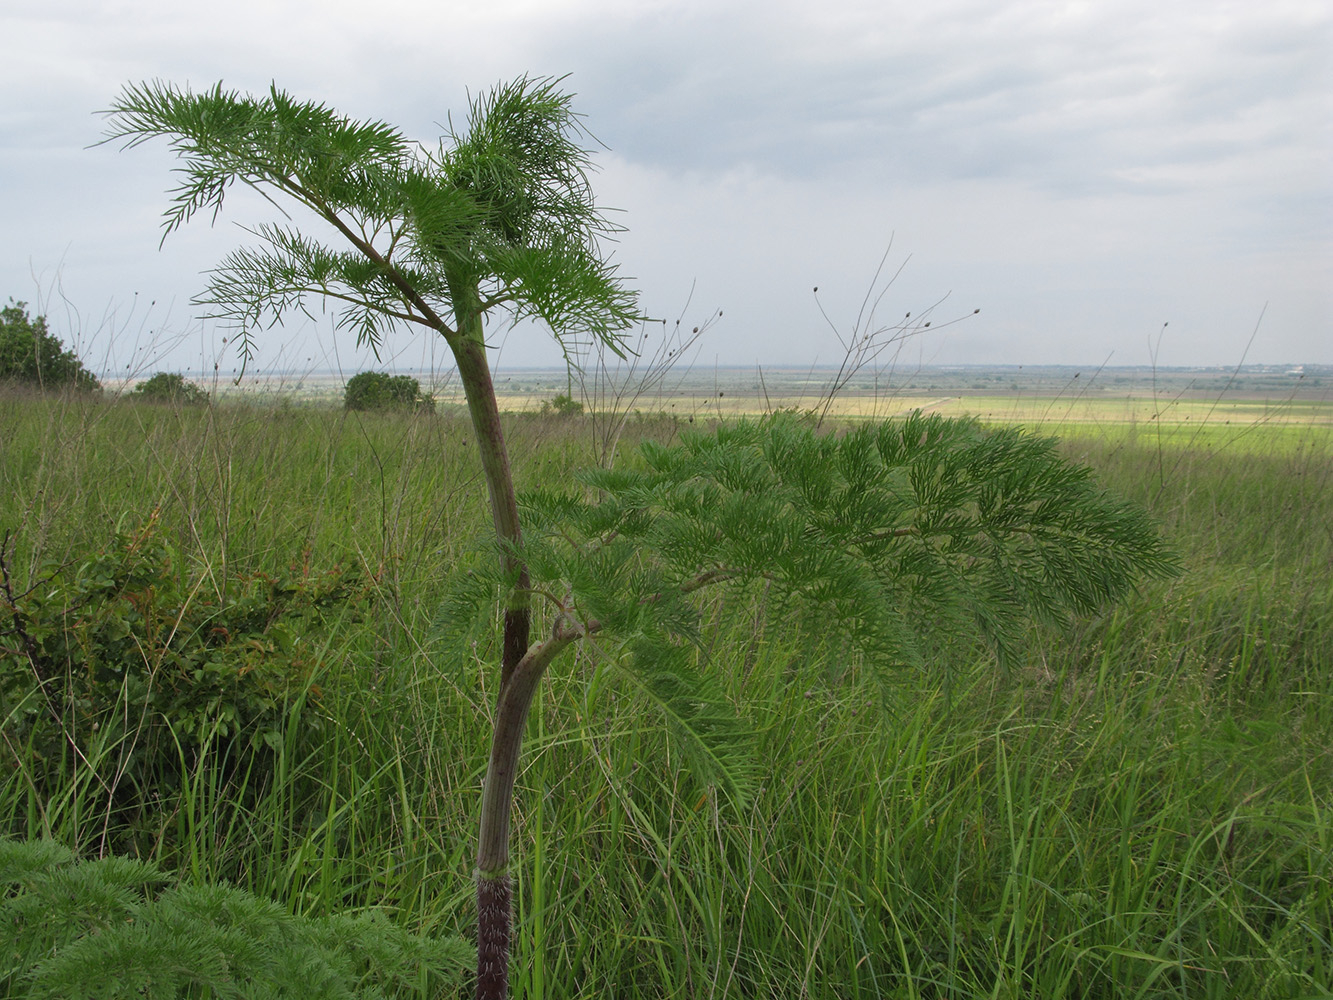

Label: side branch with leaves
[511,412,1179,687]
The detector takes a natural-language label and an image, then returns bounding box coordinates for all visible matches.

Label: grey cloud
[1,0,1328,368]
[526,0,1329,211]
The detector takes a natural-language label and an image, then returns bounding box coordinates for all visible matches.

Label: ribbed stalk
[475,873,512,1000]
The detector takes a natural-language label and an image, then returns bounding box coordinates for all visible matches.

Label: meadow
[1,384,1330,998]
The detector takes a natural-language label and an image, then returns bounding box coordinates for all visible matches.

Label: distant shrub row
[3,300,441,412]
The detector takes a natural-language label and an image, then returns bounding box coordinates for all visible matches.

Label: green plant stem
[451,321,531,682]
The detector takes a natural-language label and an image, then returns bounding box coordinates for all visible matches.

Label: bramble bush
[344,371,434,412]
[0,519,368,846]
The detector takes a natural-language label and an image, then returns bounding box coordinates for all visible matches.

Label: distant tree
[541,392,583,416]
[0,299,100,392]
[344,371,434,412]
[129,371,208,405]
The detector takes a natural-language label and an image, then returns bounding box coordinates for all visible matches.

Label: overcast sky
[2,0,1329,378]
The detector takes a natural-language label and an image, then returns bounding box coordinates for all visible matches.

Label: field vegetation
[1,383,1329,998]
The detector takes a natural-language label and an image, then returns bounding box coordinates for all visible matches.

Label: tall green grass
[2,389,1329,997]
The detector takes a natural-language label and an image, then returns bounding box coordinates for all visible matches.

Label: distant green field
[470,371,1333,440]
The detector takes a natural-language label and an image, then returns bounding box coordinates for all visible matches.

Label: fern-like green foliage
[0,838,471,999]
[444,414,1178,799]
[101,77,641,362]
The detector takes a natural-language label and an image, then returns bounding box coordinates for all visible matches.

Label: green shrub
[344,372,434,412]
[0,837,471,998]
[128,371,208,405]
[0,522,368,844]
[0,300,100,392]
[541,392,583,417]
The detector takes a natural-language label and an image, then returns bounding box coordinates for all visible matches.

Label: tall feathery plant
[102,80,1178,999]
[102,77,638,1000]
